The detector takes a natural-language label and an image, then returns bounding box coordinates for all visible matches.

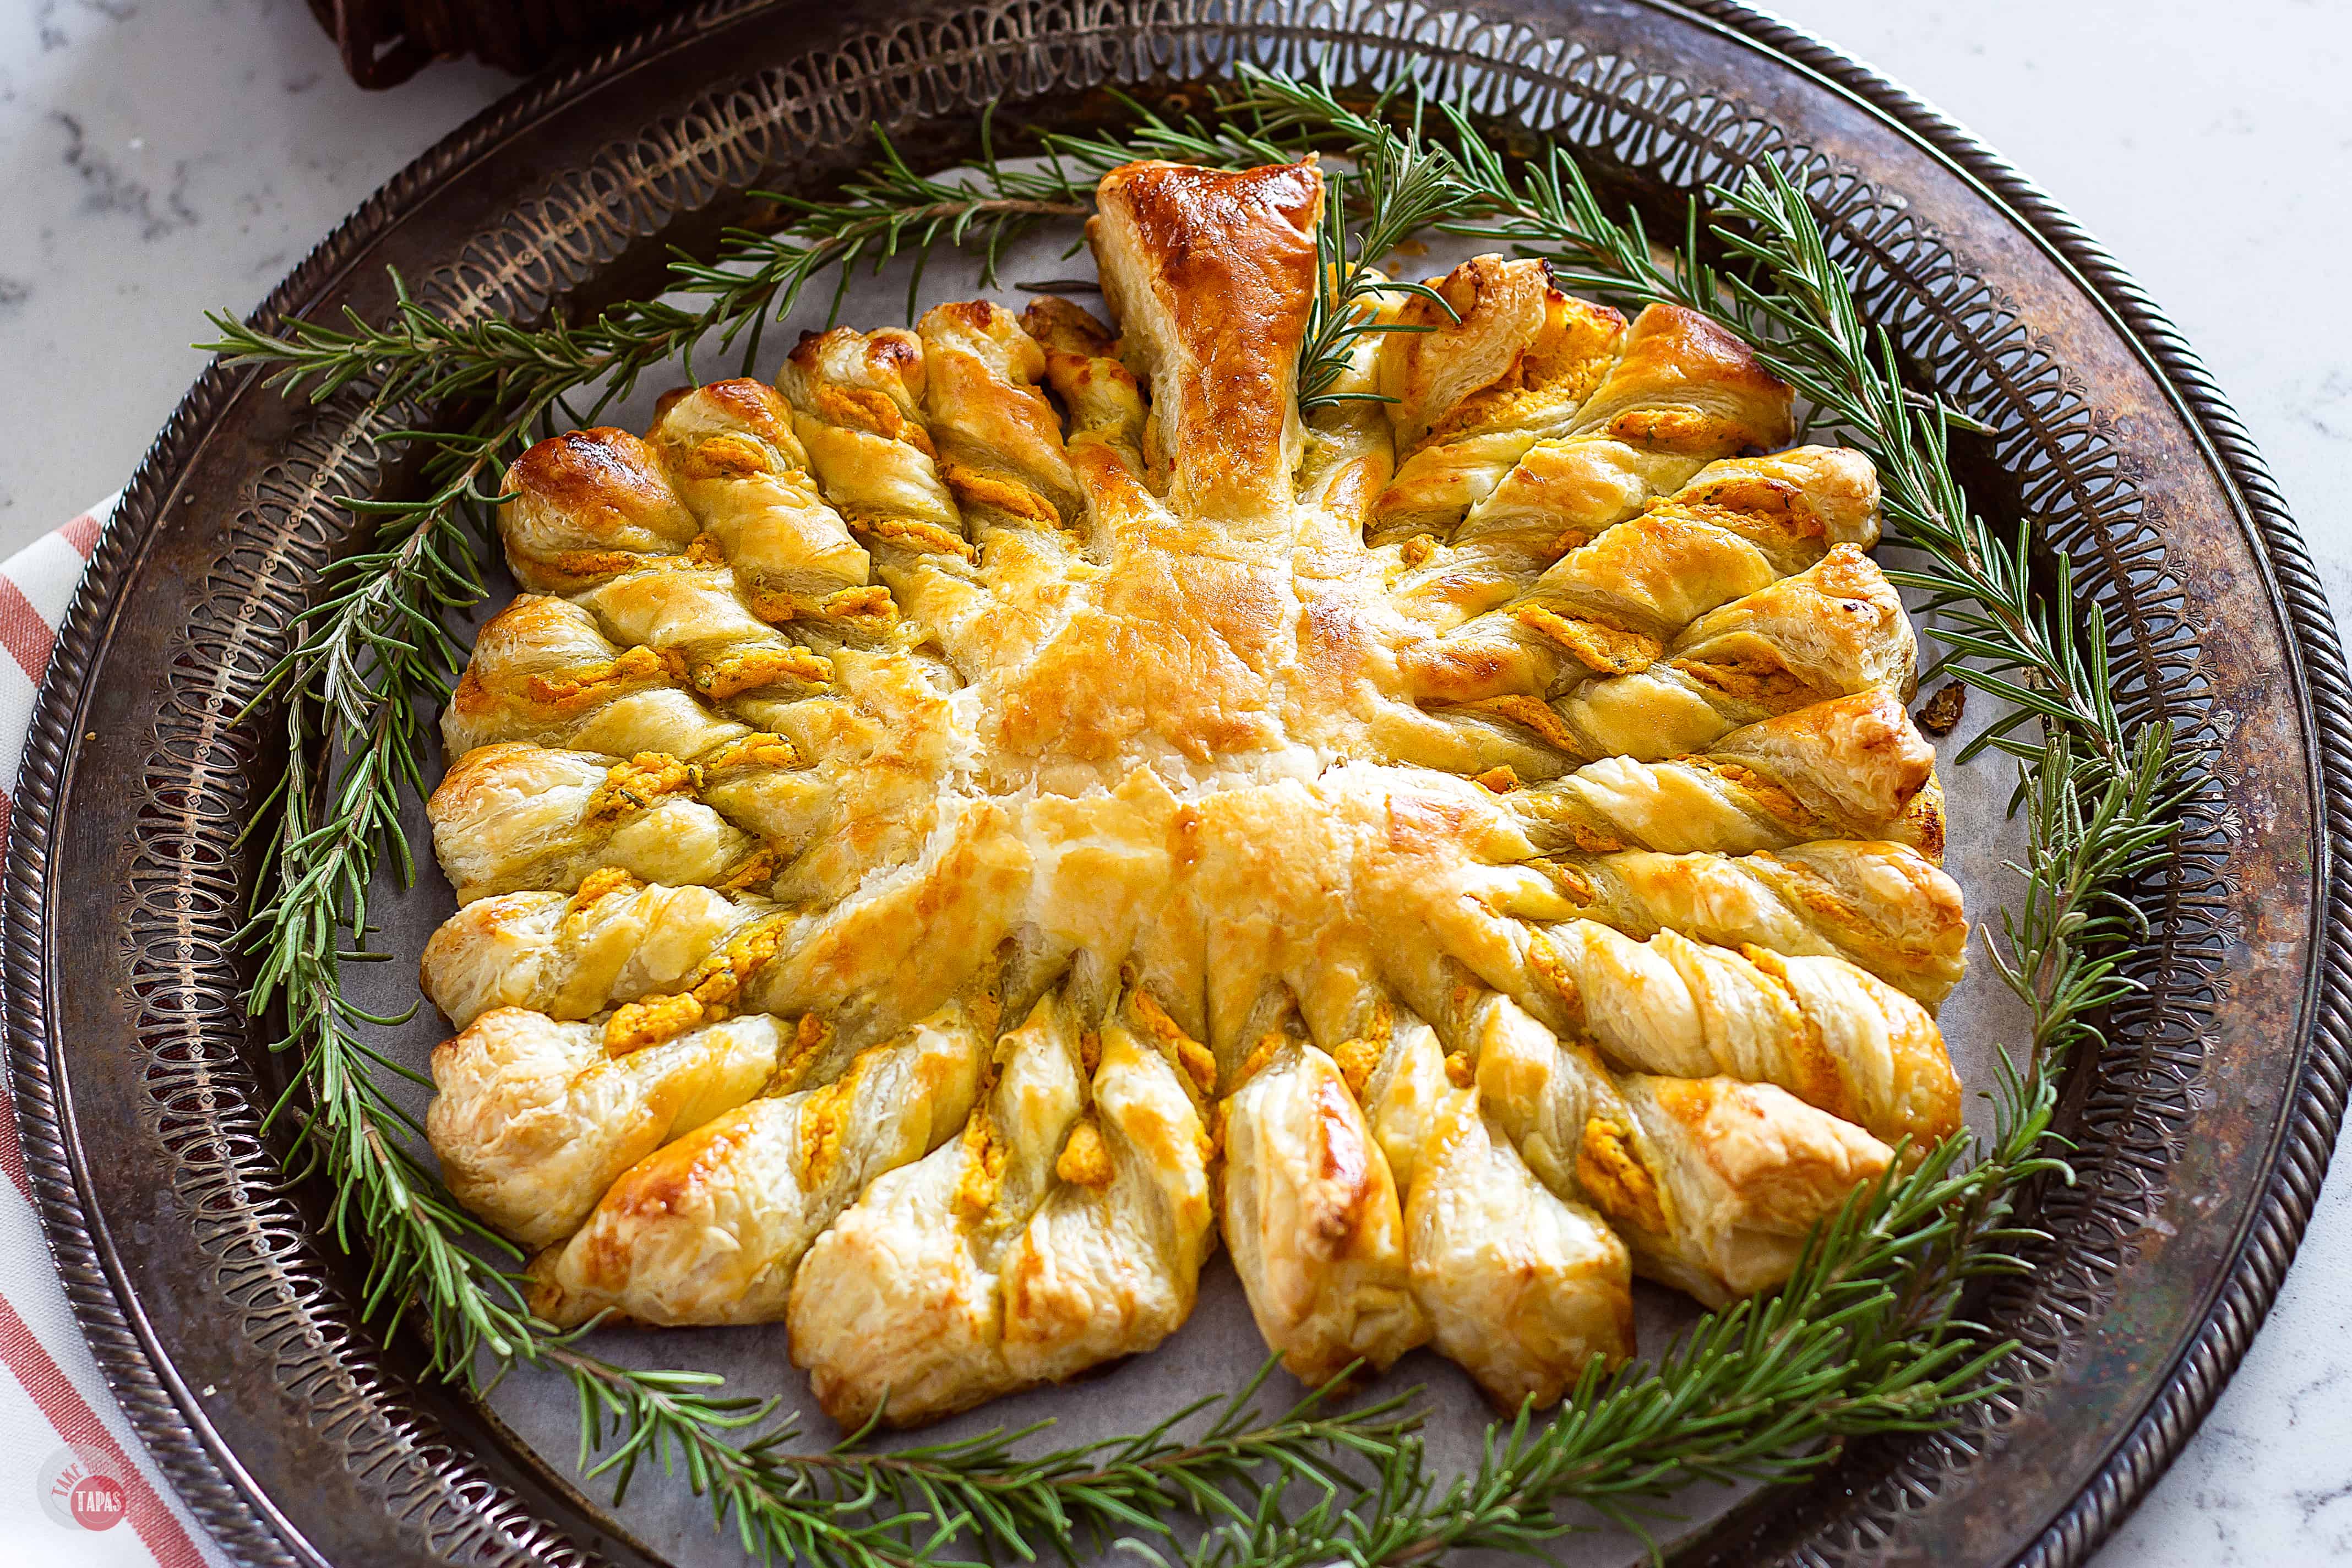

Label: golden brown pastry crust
[427,1007,785,1249]
[1091,160,1322,530]
[529,998,987,1331]
[419,157,1966,1426]
[1371,295,1793,566]
[1466,987,1893,1306]
[1220,1038,1429,1385]
[1540,838,1968,1004]
[1396,445,1886,705]
[1406,1085,1634,1409]
[1376,256,1624,453]
[785,987,1215,1427]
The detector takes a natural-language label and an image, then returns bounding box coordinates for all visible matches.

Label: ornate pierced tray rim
[2,2,2344,1566]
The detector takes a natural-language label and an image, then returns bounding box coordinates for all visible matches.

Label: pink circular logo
[69,1473,126,1531]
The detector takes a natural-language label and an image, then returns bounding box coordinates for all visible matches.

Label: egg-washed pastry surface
[422,157,1964,1426]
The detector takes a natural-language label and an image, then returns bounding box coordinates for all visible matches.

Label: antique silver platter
[7,2,2345,1564]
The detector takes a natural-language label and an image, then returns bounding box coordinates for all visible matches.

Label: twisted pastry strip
[1021,293,1178,574]
[1540,839,1968,1005]
[1322,980,1634,1411]
[1404,1076,1634,1409]
[1381,299,1797,624]
[1401,447,1882,704]
[429,743,754,903]
[426,731,922,916]
[1234,962,1887,1408]
[1552,543,1917,752]
[443,592,749,761]
[646,379,881,627]
[912,301,1093,677]
[1490,922,1959,1149]
[571,564,832,728]
[789,982,1216,1428]
[1463,989,1892,1308]
[1021,296,1148,487]
[493,422,699,594]
[1217,1015,1430,1387]
[777,326,970,562]
[917,300,1085,541]
[427,1008,795,1248]
[1215,944,1910,1403]
[1502,690,1947,861]
[777,323,1017,691]
[1268,779,1961,1151]
[498,380,877,628]
[1365,257,1627,543]
[496,428,841,728]
[421,867,783,1034]
[1453,544,1917,767]
[1362,691,1609,784]
[440,592,962,900]
[530,997,988,1328]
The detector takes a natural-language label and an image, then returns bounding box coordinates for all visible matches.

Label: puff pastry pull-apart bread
[421,157,1964,1424]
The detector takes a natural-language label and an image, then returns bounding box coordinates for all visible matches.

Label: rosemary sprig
[206,67,2203,1568]
[1294,94,1461,412]
[1701,163,2123,767]
[1992,724,2192,1054]
[551,1347,1418,1567]
[205,123,1102,412]
[236,435,520,1373]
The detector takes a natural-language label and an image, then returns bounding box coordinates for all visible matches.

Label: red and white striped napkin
[0,496,230,1566]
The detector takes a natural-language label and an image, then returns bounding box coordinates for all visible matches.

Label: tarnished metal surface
[3,2,2343,1564]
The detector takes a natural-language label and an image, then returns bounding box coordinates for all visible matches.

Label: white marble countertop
[1,1,2347,1562]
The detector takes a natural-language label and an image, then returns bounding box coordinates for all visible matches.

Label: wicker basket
[307,0,682,88]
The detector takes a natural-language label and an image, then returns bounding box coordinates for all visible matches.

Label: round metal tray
[6,2,2345,1564]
